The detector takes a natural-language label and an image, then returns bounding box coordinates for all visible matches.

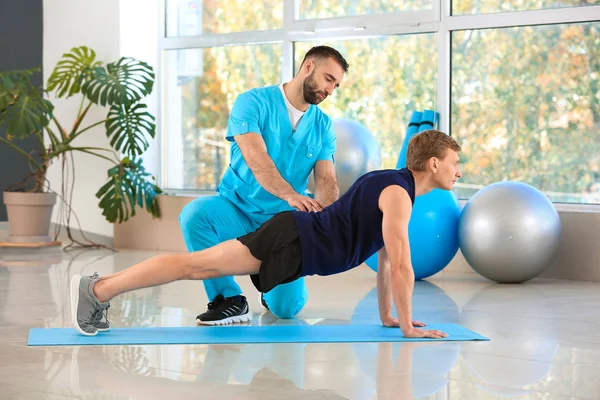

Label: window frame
[156,0,600,208]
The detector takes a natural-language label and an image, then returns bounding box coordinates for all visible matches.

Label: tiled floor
[1,246,599,399]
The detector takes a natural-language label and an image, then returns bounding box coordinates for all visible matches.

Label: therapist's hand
[286,193,324,212]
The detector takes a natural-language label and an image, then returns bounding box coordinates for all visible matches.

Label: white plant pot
[2,191,57,243]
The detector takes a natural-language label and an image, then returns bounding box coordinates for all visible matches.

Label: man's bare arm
[377,246,427,328]
[378,185,414,333]
[376,246,394,324]
[378,185,448,338]
[234,133,323,212]
[313,160,339,206]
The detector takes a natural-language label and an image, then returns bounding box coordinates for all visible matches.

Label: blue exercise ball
[308,118,381,195]
[365,110,460,279]
[365,189,461,279]
[458,181,561,283]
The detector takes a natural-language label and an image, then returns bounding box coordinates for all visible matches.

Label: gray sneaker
[70,273,110,336]
[91,303,111,332]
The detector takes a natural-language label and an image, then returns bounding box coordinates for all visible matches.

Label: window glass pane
[452,0,599,15]
[297,0,433,19]
[165,0,282,36]
[295,34,437,170]
[164,45,282,190]
[452,23,600,203]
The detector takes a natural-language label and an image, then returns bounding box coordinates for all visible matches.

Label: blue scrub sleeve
[226,93,262,140]
[317,120,336,163]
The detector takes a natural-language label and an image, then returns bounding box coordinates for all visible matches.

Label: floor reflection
[2,246,600,399]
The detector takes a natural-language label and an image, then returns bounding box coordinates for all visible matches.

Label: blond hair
[406,130,461,171]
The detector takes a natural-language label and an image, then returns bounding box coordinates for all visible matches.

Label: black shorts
[236,211,303,293]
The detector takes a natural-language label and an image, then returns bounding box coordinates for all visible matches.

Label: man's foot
[84,274,111,331]
[259,292,269,310]
[196,295,250,326]
[91,303,111,332]
[70,273,110,336]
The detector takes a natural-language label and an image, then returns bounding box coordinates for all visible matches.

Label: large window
[452,22,600,203]
[298,0,432,19]
[165,0,282,36]
[164,45,282,190]
[453,0,599,15]
[159,1,600,205]
[295,35,437,169]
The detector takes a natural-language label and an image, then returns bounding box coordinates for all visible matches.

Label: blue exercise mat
[28,323,488,346]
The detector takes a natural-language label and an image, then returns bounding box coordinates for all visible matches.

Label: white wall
[119,0,160,182]
[44,0,160,238]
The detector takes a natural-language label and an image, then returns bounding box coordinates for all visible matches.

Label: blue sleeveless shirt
[292,168,416,277]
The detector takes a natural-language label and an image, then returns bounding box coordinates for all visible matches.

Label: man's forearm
[390,263,415,333]
[248,154,297,201]
[377,261,393,321]
[314,176,339,206]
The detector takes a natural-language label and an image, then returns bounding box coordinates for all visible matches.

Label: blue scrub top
[217,85,336,224]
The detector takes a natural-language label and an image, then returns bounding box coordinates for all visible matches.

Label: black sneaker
[196,295,251,326]
[259,292,270,310]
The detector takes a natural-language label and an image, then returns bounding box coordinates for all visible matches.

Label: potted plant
[0,46,161,247]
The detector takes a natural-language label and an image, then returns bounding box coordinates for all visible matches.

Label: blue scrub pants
[178,195,308,319]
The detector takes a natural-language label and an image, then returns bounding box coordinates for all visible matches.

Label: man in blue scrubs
[179,46,349,325]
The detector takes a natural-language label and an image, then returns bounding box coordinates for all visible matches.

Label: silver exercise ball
[458,181,562,283]
[307,118,381,195]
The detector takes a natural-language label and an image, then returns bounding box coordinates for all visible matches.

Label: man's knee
[179,196,218,233]
[268,298,306,319]
[264,282,308,319]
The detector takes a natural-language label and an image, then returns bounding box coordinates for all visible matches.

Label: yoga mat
[28,323,488,346]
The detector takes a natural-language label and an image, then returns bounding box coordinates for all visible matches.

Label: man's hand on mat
[286,193,324,212]
[382,317,427,328]
[381,316,399,327]
[402,327,448,339]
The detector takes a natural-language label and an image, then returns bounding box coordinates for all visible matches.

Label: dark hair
[300,45,349,72]
[407,130,462,171]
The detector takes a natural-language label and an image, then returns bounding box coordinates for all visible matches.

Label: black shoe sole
[196,312,251,326]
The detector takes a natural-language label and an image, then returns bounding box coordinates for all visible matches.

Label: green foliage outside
[452,22,600,203]
[453,0,599,14]
[169,1,599,204]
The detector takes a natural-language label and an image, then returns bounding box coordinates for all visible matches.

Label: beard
[302,72,327,105]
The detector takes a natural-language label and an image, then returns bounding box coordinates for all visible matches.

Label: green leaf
[0,70,54,139]
[82,57,154,107]
[0,82,16,113]
[96,157,162,223]
[47,46,99,98]
[106,102,155,157]
[0,69,39,111]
